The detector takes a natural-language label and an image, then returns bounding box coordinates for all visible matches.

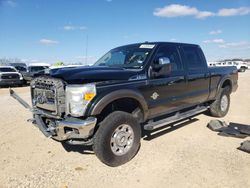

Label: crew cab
[0,66,23,87]
[10,42,238,166]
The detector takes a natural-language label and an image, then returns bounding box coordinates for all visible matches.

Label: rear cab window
[182,45,207,71]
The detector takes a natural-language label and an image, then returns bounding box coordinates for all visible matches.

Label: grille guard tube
[34,115,53,137]
[10,88,32,110]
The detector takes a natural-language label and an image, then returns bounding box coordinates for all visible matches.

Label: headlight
[18,73,23,80]
[66,84,96,117]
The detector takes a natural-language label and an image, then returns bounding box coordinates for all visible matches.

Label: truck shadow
[61,142,95,155]
[60,118,199,154]
[142,118,199,141]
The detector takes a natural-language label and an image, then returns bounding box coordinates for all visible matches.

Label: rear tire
[209,87,230,117]
[93,111,141,167]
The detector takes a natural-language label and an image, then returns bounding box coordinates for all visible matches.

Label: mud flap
[207,120,227,131]
[238,141,250,154]
[207,120,248,138]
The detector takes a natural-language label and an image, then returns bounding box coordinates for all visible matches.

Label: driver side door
[142,44,188,118]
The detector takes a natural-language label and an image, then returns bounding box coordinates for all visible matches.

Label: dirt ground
[0,72,249,188]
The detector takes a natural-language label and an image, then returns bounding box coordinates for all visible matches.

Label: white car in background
[230,61,248,72]
[215,61,248,72]
[0,66,24,87]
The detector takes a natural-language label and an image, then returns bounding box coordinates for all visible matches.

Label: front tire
[209,87,230,117]
[93,111,141,167]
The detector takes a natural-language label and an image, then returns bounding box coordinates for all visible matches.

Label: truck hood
[50,66,139,84]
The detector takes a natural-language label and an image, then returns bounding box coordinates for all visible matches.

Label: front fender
[86,89,149,120]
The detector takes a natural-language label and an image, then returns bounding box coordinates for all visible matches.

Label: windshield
[29,66,48,72]
[15,66,27,72]
[94,44,155,69]
[0,67,17,72]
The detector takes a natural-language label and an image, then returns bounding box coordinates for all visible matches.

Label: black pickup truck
[10,42,238,166]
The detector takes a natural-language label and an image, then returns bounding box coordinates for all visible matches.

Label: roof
[115,41,199,49]
[0,65,16,69]
[28,63,50,67]
[10,63,27,67]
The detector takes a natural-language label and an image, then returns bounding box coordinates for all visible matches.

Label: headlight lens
[66,84,96,117]
[19,73,23,80]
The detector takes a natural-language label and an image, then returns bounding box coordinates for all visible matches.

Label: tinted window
[182,46,205,70]
[29,66,48,72]
[15,66,27,72]
[0,67,16,72]
[154,45,182,72]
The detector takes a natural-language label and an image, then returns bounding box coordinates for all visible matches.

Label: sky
[0,0,250,64]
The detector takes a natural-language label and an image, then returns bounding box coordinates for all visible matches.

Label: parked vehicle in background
[0,66,23,87]
[22,63,50,84]
[213,61,248,72]
[225,61,248,72]
[10,63,27,75]
[207,61,217,67]
[11,42,238,166]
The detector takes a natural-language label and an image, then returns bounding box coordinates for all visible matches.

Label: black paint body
[50,42,238,121]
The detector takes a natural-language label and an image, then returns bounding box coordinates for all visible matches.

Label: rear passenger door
[181,45,210,105]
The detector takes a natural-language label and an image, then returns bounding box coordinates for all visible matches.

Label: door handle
[168,81,175,86]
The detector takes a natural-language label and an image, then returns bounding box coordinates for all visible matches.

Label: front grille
[1,74,19,79]
[31,76,65,117]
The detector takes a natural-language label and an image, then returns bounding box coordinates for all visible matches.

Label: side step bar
[144,106,208,131]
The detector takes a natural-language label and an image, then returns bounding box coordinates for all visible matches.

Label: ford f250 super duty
[10,42,238,166]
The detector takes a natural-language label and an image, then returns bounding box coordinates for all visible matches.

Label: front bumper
[53,117,96,141]
[9,88,97,142]
[34,113,97,141]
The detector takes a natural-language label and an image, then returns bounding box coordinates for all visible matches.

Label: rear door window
[182,46,206,70]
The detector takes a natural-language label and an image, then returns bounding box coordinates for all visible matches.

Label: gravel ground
[0,72,249,188]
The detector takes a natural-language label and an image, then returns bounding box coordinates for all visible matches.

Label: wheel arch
[217,77,233,94]
[88,89,149,122]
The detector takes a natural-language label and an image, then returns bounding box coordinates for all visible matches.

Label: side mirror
[150,57,172,78]
[159,57,170,65]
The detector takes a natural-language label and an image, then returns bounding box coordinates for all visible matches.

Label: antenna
[85,34,88,65]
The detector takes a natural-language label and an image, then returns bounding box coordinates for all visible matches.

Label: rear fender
[216,76,232,96]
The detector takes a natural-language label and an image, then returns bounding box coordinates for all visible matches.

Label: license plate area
[33,88,56,112]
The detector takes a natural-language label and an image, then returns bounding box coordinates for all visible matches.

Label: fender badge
[151,92,159,100]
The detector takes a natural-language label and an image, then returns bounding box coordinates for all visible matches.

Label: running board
[144,106,208,131]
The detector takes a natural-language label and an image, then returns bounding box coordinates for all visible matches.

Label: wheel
[93,111,141,167]
[209,87,230,117]
[239,67,246,72]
